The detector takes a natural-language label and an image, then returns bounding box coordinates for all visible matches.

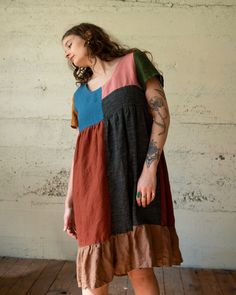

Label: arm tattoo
[145,139,161,168]
[147,90,169,136]
[154,88,167,101]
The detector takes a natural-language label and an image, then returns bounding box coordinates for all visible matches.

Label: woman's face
[62,34,89,67]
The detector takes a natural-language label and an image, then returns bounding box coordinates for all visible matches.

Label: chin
[75,63,86,68]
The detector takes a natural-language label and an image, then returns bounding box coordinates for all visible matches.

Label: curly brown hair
[62,22,163,86]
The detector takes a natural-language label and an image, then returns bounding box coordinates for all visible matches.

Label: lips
[68,55,75,62]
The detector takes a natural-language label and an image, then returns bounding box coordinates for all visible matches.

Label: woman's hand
[136,170,157,207]
[63,206,77,239]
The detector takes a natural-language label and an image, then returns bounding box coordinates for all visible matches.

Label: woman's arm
[65,132,79,208]
[142,76,170,174]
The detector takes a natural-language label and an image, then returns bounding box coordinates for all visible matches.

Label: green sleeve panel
[133,49,164,91]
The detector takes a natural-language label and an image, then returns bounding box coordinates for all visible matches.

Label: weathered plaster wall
[0,0,235,268]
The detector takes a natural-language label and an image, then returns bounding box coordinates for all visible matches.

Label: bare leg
[82,283,109,295]
[128,267,160,295]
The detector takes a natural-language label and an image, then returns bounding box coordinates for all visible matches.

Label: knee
[128,267,155,281]
[128,268,160,295]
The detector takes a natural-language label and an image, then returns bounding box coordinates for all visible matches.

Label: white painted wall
[0,0,235,268]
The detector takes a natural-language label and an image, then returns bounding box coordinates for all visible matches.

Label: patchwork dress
[70,49,183,289]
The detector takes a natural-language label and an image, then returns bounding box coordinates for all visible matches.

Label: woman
[62,23,183,295]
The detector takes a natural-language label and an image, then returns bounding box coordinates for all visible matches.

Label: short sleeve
[134,49,164,91]
[71,96,79,129]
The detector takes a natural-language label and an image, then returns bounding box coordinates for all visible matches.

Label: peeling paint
[215,154,225,160]
[216,177,231,187]
[35,84,47,92]
[183,190,214,202]
[29,169,70,197]
[173,190,217,210]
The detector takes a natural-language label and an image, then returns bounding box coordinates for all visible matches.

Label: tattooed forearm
[154,88,167,101]
[143,79,170,171]
[148,95,169,135]
[145,139,161,168]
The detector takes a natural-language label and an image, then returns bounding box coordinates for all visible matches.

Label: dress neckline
[85,55,125,93]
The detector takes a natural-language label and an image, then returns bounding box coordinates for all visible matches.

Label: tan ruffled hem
[76,224,183,289]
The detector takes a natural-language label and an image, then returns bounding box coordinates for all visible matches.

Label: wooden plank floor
[0,256,235,295]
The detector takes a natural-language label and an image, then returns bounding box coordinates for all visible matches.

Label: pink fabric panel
[102,52,141,99]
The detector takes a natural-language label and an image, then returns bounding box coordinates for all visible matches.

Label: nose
[64,49,70,59]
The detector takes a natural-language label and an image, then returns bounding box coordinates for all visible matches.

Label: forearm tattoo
[145,139,161,168]
[147,88,169,136]
[144,86,169,168]
[154,87,167,101]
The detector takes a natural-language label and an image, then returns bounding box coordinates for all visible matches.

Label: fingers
[63,220,68,232]
[66,227,77,239]
[63,213,77,239]
[150,191,156,202]
[140,194,146,207]
[64,224,77,239]
[136,191,142,207]
[136,190,156,208]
